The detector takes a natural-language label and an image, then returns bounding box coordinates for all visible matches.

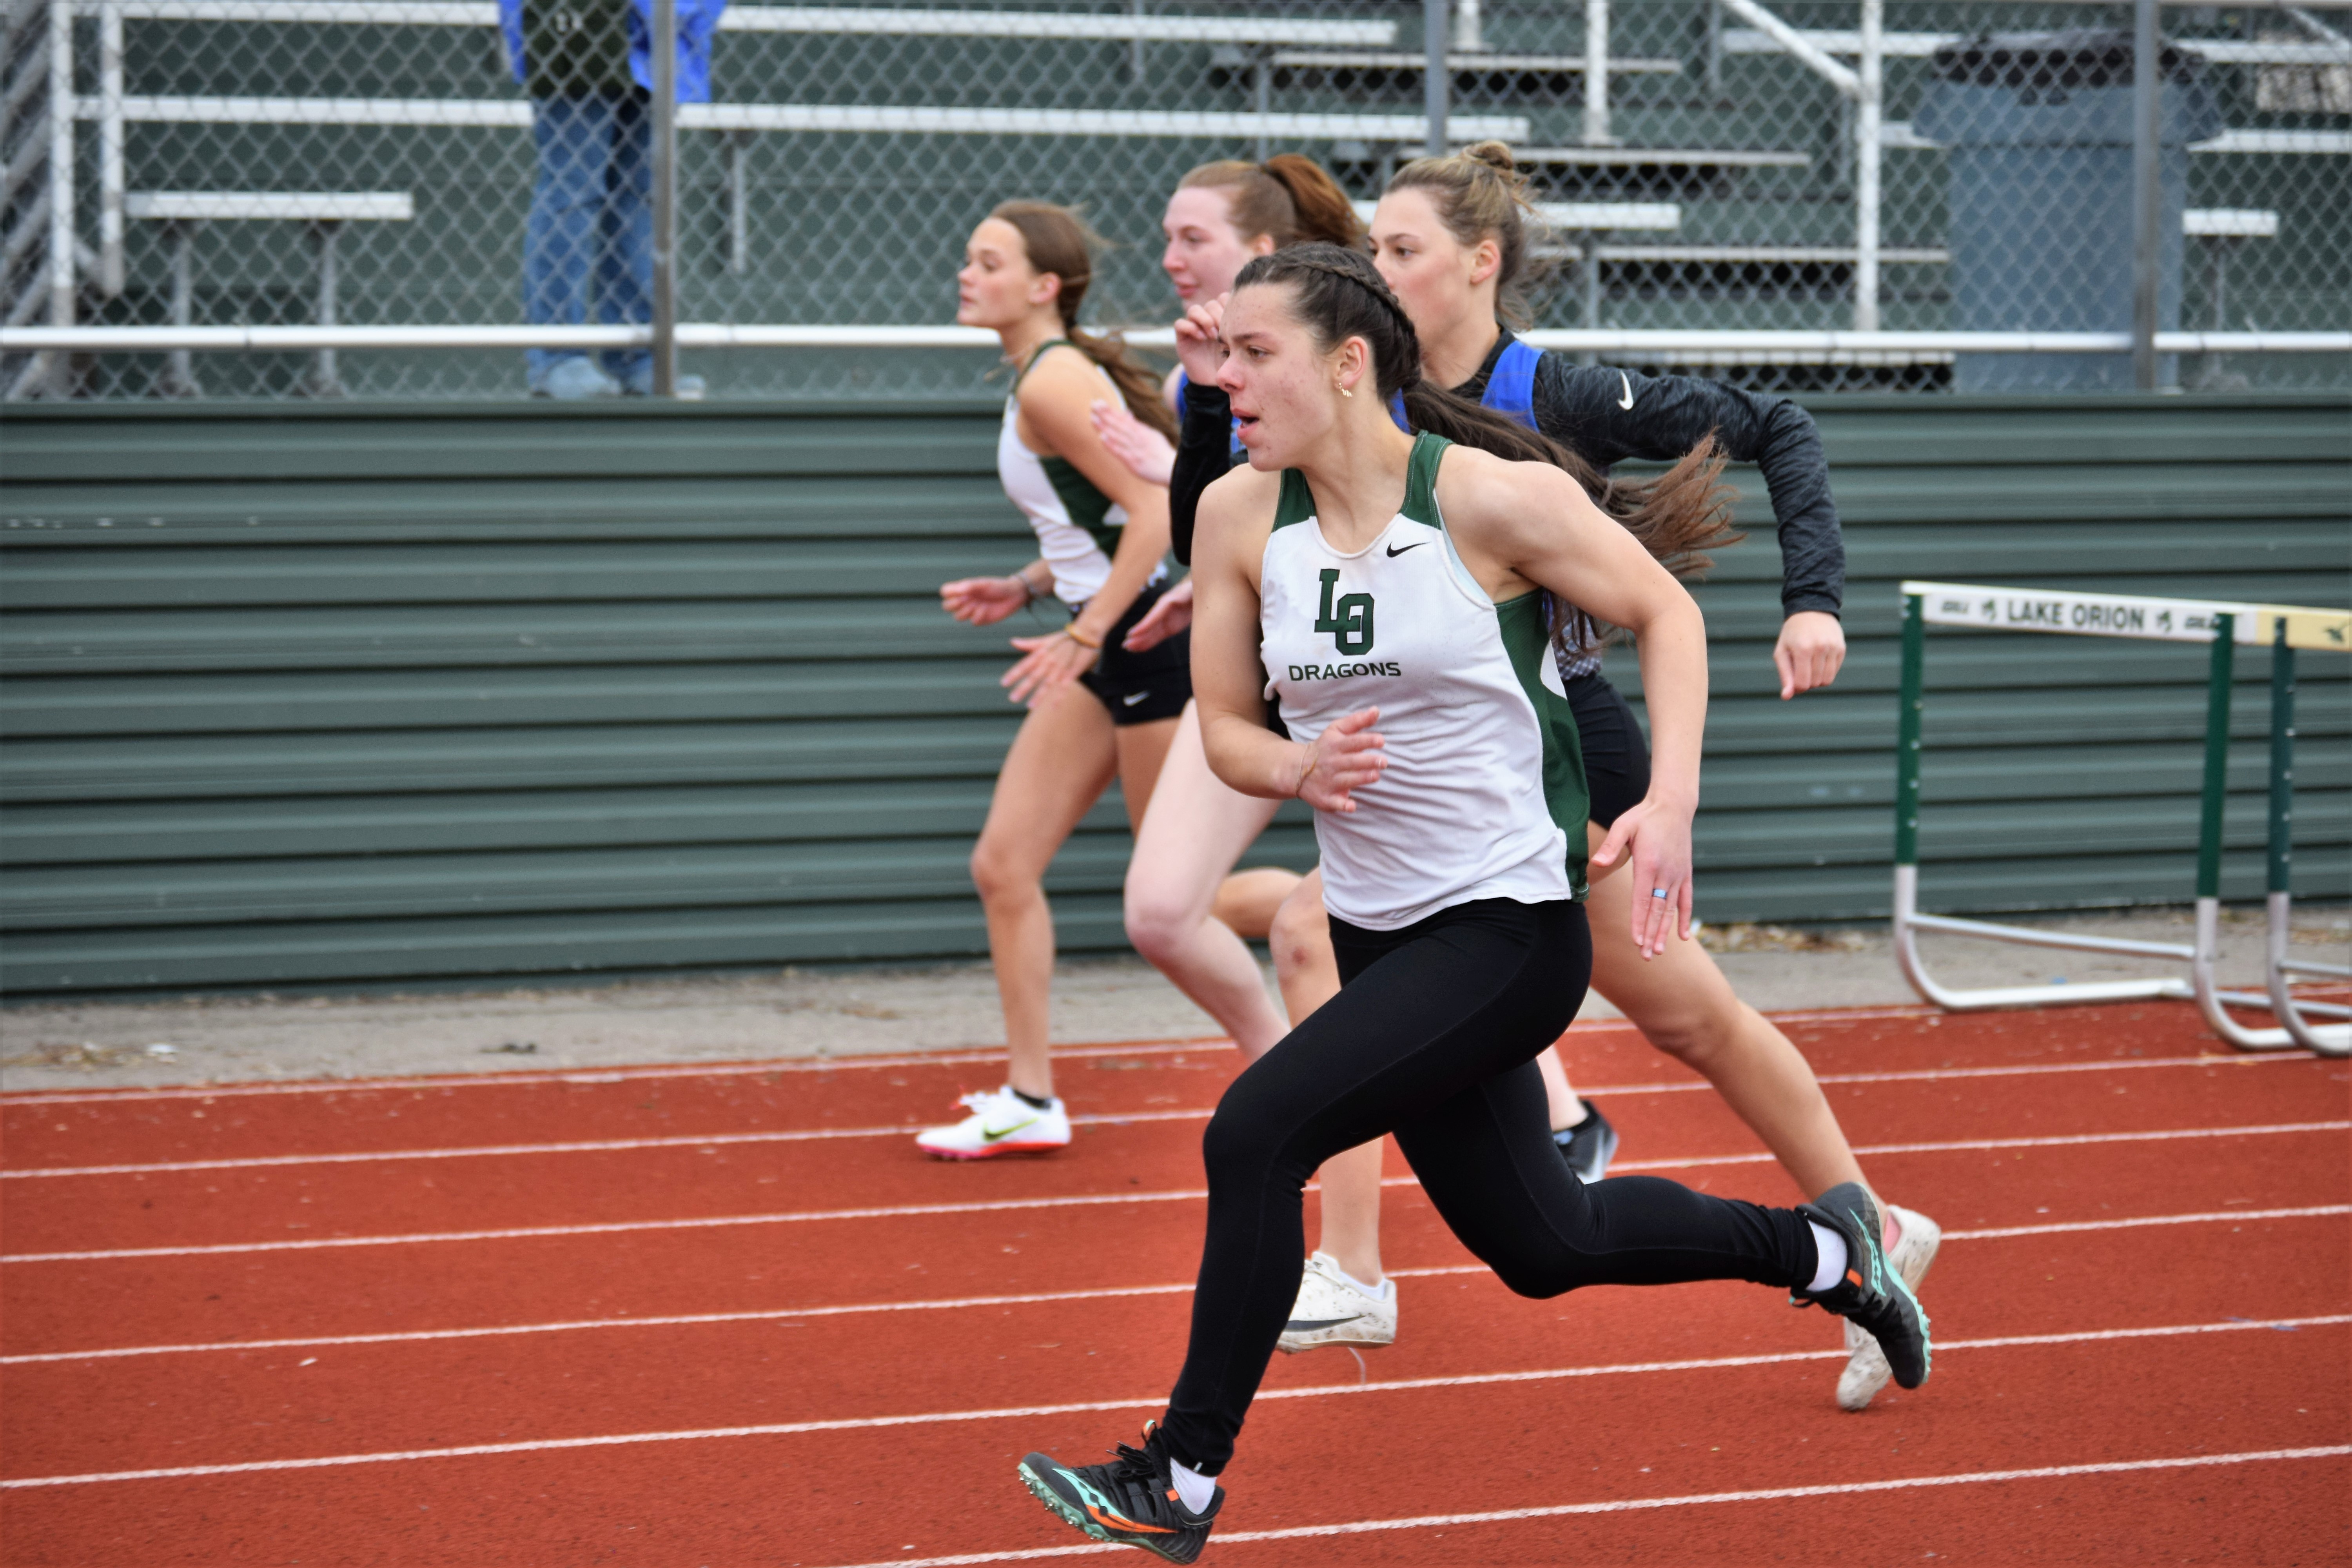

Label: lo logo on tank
[1313,569,1375,656]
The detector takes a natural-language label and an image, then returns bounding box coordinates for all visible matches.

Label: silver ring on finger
[1650,887,1671,899]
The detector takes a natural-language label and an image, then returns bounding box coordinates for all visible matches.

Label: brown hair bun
[1383,143,1545,328]
[1463,140,1517,175]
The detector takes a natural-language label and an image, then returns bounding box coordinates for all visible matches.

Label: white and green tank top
[997,340,1164,607]
[1261,432,1590,930]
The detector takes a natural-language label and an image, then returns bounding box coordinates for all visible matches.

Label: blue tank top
[1474,337,1601,682]
[1479,338,1542,431]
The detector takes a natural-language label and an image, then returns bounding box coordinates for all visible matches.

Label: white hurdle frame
[1891,581,2349,1055]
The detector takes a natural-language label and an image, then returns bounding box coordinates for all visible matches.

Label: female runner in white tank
[914,201,1188,1159]
[1254,145,1940,1411]
[1013,244,1928,1563]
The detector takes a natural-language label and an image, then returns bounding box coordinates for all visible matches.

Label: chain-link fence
[4,0,2347,400]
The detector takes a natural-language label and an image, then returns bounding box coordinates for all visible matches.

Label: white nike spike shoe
[1276,1252,1398,1354]
[1837,1203,1942,1410]
[915,1086,1073,1160]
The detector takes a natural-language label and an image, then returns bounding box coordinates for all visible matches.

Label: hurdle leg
[2191,615,2310,1051]
[2259,632,2352,1053]
[1890,591,2194,1009]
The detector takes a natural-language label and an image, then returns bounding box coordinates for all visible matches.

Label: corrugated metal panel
[1,396,2344,995]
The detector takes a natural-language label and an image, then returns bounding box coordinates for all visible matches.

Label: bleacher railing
[4,0,2348,401]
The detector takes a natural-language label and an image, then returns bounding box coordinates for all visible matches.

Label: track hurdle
[1891,581,2348,1055]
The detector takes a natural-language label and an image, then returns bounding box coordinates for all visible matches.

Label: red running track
[2,1002,2346,1566]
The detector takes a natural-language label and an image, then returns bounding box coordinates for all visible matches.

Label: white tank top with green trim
[997,341,1165,607]
[1260,432,1591,931]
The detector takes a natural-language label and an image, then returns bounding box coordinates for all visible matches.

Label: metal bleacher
[13,0,2348,399]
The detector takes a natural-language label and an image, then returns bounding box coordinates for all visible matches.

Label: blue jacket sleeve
[628,0,725,102]
[500,0,525,85]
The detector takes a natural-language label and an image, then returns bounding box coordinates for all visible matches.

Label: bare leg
[1583,836,1873,1205]
[1111,714,1181,831]
[969,685,1118,1102]
[1123,702,1291,1060]
[1269,865,1340,1030]
[1269,868,1388,1285]
[1535,1049,1590,1132]
[1212,868,1303,942]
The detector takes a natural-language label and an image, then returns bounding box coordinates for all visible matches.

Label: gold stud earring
[1338,382,1354,398]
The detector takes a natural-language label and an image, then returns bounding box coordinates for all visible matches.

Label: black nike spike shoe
[1018,1422,1221,1564]
[1792,1181,1932,1391]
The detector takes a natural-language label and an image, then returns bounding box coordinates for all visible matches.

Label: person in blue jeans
[500,0,726,397]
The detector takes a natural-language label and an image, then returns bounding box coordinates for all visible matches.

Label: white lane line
[9,1121,2344,1264]
[822,1446,2352,1568]
[1610,1119,2352,1176]
[9,1205,2343,1367]
[7,1050,2308,1180]
[0,1283,1201,1365]
[0,1038,1242,1105]
[3,1007,1961,1107]
[0,1109,1217,1179]
[2,1317,2339,1490]
[0,1185,1210,1264]
[1951,1205,2352,1240]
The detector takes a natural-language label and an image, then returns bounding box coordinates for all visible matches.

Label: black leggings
[1159,897,1817,1474]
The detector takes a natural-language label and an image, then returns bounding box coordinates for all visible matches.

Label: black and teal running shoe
[1793,1181,1932,1392]
[1018,1422,1220,1564]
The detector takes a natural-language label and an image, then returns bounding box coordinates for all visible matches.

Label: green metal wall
[2,395,2345,996]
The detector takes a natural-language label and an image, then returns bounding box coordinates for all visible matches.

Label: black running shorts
[1077,580,1191,727]
[1563,670,1651,829]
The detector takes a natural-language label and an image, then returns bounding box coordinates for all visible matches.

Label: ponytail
[1177,155,1368,252]
[989,199,1179,441]
[1258,154,1367,250]
[1234,244,1741,651]
[1067,326,1179,442]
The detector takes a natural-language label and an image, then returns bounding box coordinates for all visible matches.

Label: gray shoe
[623,370,707,399]
[1552,1098,1619,1183]
[533,357,621,400]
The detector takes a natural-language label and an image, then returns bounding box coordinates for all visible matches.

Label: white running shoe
[914,1086,1072,1160]
[1276,1252,1399,1354]
[1837,1203,1942,1410]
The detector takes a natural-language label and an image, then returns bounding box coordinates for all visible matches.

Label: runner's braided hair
[1231,243,1739,650]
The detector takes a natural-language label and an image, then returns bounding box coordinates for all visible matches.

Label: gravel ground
[3,906,2344,1093]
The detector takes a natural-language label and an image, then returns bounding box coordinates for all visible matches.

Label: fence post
[1854,0,1881,330]
[1422,0,1447,157]
[44,0,75,397]
[97,0,122,297]
[650,0,678,397]
[1583,0,1611,146]
[2130,0,2161,390]
[1452,0,1481,52]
